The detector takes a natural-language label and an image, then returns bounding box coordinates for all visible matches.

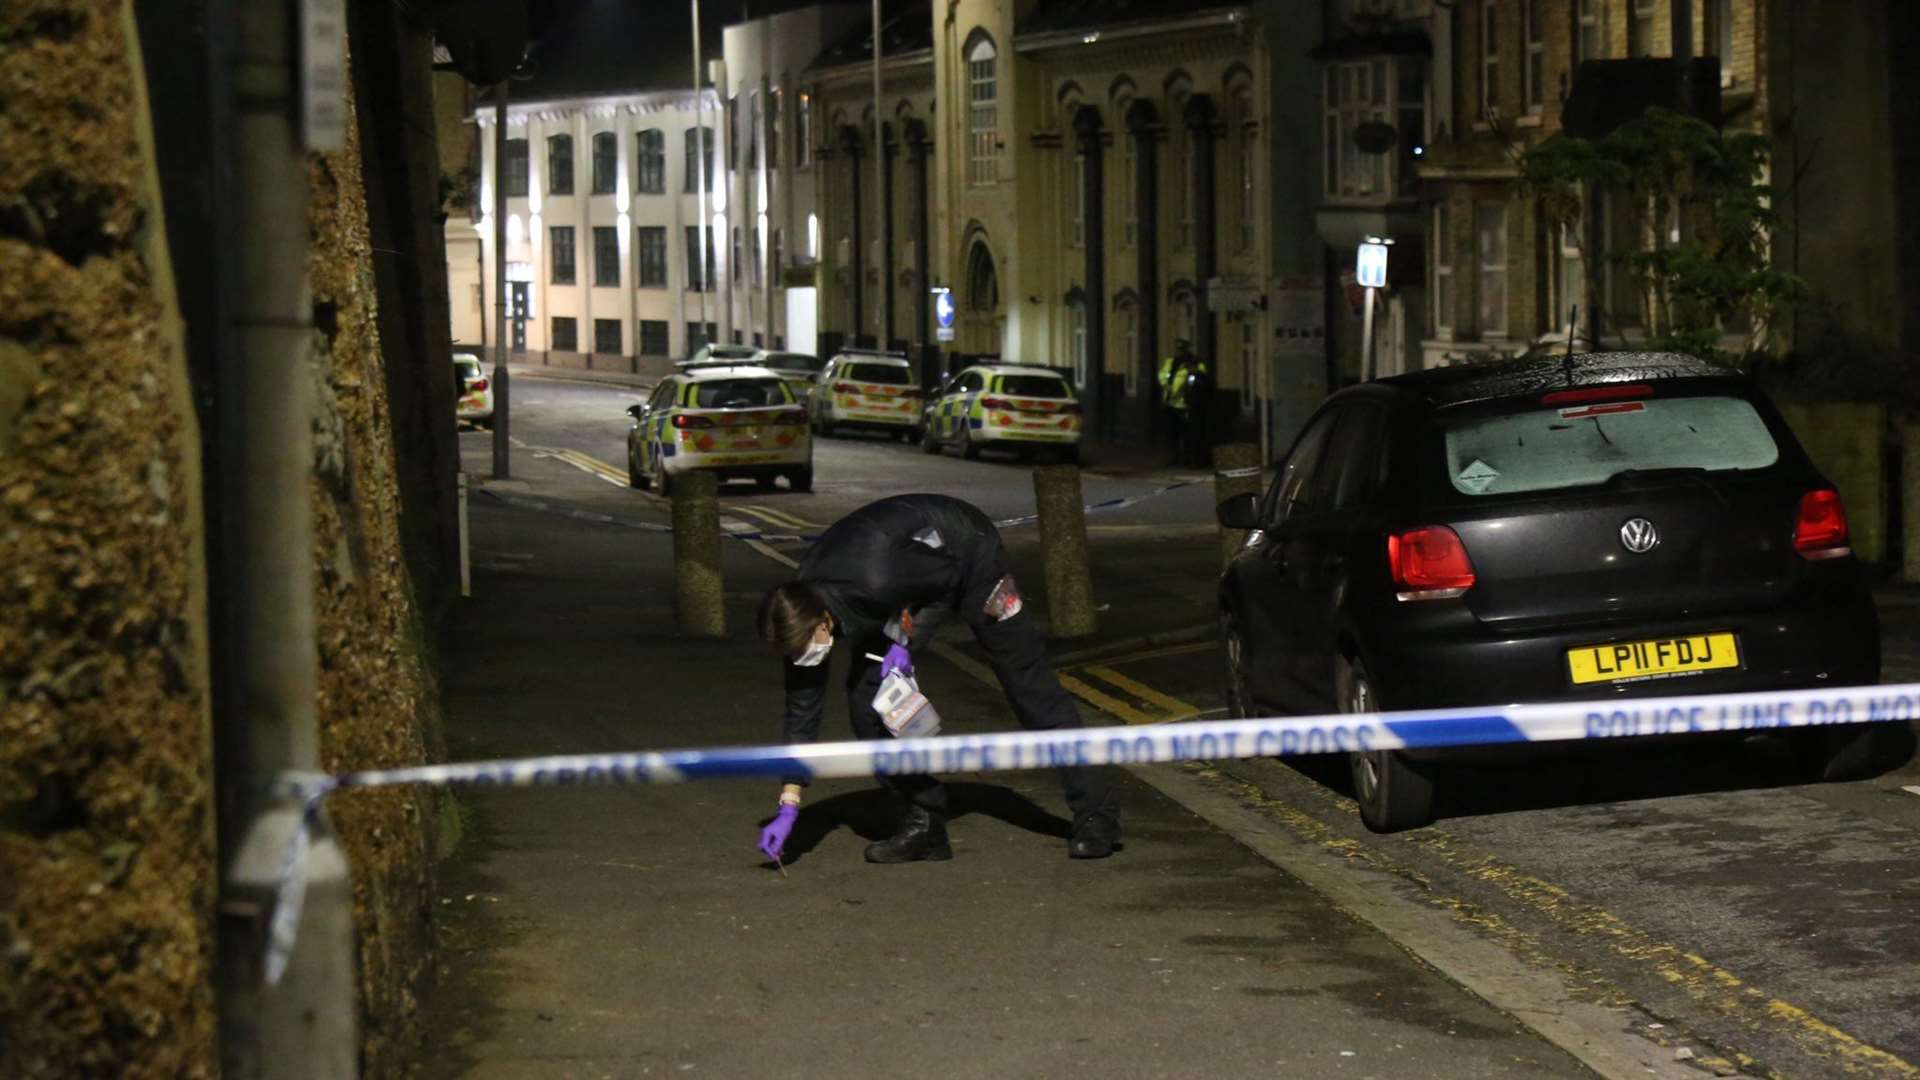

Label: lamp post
[1356,235,1393,381]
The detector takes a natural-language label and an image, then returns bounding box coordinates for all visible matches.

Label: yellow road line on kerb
[1081,666,1198,720]
[1057,673,1162,727]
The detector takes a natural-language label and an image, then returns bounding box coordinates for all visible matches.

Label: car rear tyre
[755,475,779,492]
[1221,608,1252,720]
[627,448,649,490]
[1340,657,1436,833]
[1797,723,1914,782]
[787,468,813,493]
[959,426,982,461]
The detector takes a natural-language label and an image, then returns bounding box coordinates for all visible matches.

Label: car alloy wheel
[1339,656,1436,834]
[1220,608,1252,720]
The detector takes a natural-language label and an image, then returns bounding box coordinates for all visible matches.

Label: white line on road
[1902,786,1920,798]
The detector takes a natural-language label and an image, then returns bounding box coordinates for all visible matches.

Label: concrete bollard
[1032,464,1097,638]
[1213,442,1264,568]
[672,470,726,638]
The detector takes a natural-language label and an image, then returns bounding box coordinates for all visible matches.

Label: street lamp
[1356,235,1393,381]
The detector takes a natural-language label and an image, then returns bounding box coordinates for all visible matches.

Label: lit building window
[1524,0,1545,113]
[1476,202,1508,337]
[967,36,999,186]
[1431,203,1453,336]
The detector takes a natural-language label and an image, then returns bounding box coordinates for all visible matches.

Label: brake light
[981,396,1008,410]
[772,409,807,426]
[1387,526,1476,600]
[1794,489,1851,559]
[833,381,856,394]
[1539,383,1653,407]
[671,414,715,429]
[469,377,488,392]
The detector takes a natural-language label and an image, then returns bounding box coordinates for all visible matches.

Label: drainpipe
[1128,99,1160,442]
[491,81,510,478]
[216,0,357,1074]
[1074,103,1106,438]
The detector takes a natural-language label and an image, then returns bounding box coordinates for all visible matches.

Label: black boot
[864,804,953,864]
[1068,814,1119,860]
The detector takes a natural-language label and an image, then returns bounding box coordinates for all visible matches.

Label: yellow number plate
[1567,633,1740,685]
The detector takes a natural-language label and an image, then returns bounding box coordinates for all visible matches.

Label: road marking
[1902,785,1920,798]
[733,504,820,531]
[1081,665,1198,721]
[1057,672,1162,727]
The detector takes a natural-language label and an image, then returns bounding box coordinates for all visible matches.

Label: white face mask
[793,625,833,667]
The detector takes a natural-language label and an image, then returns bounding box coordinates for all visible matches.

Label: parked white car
[453,352,493,427]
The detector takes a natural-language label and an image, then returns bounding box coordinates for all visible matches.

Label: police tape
[261,680,1917,984]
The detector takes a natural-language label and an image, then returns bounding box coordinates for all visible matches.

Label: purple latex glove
[758,803,799,861]
[879,643,914,680]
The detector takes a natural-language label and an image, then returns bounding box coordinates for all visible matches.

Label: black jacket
[778,494,1002,761]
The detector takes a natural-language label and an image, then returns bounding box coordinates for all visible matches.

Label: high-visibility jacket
[1159,356,1188,411]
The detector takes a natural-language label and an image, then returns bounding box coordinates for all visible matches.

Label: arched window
[591,131,616,194]
[1170,284,1197,348]
[966,239,998,312]
[547,134,573,195]
[1226,75,1256,253]
[1069,300,1089,389]
[966,33,999,186]
[1061,93,1086,248]
[1114,91,1135,248]
[1166,76,1194,250]
[1115,294,1139,395]
[634,129,665,194]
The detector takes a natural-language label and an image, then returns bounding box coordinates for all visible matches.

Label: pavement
[417,380,1920,1079]
[413,435,1599,1079]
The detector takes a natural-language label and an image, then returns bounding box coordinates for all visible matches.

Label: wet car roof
[1376,352,1739,409]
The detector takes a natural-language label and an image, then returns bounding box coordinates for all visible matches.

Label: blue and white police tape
[261,680,1915,984]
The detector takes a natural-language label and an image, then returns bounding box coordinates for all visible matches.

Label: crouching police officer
[754,494,1121,864]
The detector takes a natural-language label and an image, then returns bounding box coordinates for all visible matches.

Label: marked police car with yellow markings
[921,363,1082,464]
[809,350,924,440]
[625,364,812,495]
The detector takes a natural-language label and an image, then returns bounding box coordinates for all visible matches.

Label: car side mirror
[626,404,646,419]
[1216,493,1259,531]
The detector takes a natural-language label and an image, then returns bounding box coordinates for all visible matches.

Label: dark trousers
[844,553,1119,830]
[1164,409,1188,465]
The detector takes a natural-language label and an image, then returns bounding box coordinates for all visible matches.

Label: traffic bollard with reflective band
[1033,464,1096,638]
[672,470,725,638]
[1213,443,1263,568]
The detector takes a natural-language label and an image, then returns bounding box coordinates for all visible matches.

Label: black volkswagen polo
[1217,352,1883,832]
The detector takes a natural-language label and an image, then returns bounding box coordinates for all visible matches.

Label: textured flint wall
[0,1,218,1075]
[307,56,444,1077]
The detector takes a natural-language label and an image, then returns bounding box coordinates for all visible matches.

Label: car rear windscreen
[1439,394,1780,497]
[846,363,911,385]
[692,379,787,408]
[998,374,1070,398]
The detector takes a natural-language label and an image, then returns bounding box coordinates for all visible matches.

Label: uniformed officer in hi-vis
[754,494,1121,864]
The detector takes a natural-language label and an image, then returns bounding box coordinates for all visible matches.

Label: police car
[625,364,812,494]
[809,350,924,440]
[453,352,493,428]
[920,363,1081,463]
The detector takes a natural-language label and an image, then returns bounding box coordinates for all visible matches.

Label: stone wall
[1,2,446,1074]
[307,59,445,1078]
[0,1,218,1074]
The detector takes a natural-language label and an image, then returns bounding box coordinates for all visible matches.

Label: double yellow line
[1058,642,1210,727]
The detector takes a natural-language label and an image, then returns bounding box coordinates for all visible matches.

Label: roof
[833,352,912,365]
[1378,352,1743,409]
[675,364,787,382]
[1015,0,1244,37]
[972,363,1071,378]
[809,0,934,72]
